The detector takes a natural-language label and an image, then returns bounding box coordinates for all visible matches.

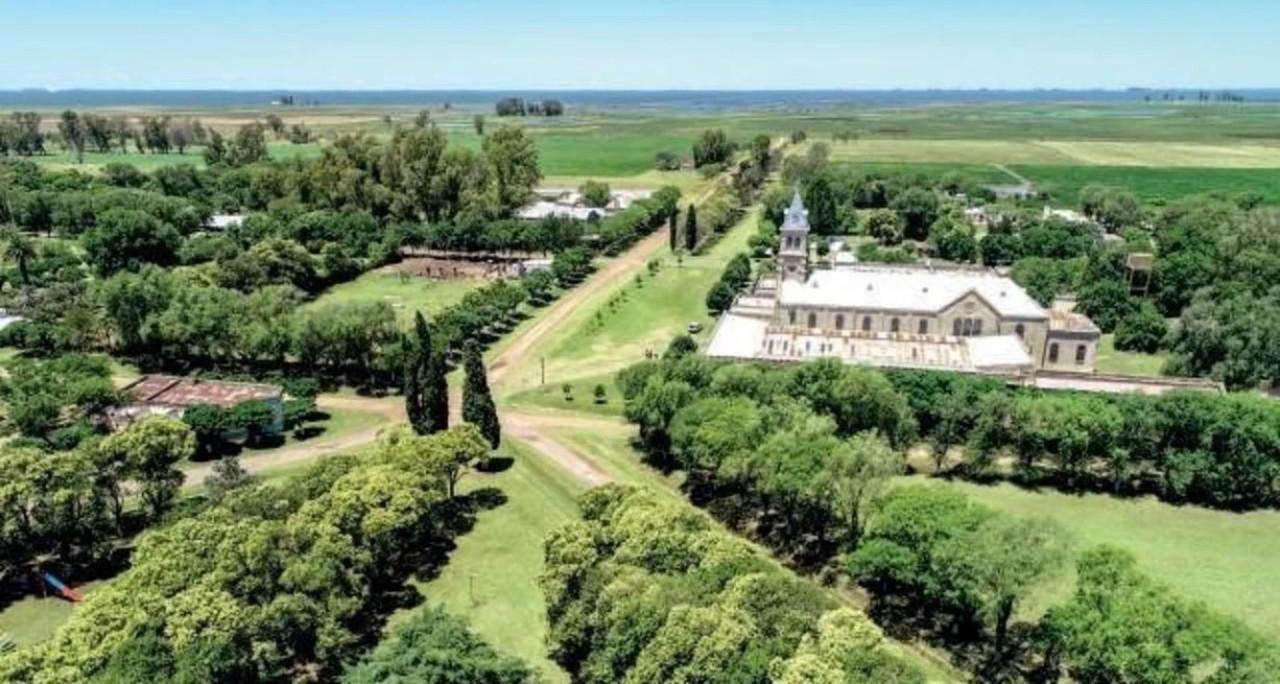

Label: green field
[303,271,485,326]
[1015,164,1280,205]
[508,371,627,419]
[33,141,321,171]
[914,477,1280,641]
[1093,333,1169,377]
[0,581,105,647]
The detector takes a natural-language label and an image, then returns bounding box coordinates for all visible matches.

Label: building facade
[707,192,1100,375]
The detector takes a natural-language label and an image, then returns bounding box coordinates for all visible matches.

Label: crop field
[912,477,1280,641]
[302,271,485,327]
[1016,164,1280,205]
[32,141,321,171]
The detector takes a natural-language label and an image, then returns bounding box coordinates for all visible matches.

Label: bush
[1113,302,1168,354]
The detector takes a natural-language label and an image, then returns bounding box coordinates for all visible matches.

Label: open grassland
[303,271,485,327]
[910,477,1280,641]
[413,440,586,684]
[32,141,321,172]
[1093,333,1169,377]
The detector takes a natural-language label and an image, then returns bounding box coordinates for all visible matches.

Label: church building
[706,191,1101,376]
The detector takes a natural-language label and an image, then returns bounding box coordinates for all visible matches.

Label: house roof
[965,335,1035,370]
[778,265,1048,319]
[123,375,282,410]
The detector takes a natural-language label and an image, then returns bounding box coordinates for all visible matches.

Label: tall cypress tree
[684,204,698,252]
[461,341,501,449]
[668,211,678,252]
[406,312,449,435]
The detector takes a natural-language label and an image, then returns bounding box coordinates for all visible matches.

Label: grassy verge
[506,371,626,419]
[1094,333,1168,376]
[413,439,586,683]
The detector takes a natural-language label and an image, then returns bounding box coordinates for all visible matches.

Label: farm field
[1015,164,1280,205]
[819,138,1280,167]
[303,271,485,326]
[912,477,1280,641]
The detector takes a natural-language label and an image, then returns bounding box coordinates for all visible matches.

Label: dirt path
[181,394,402,485]
[488,229,668,388]
[504,412,614,487]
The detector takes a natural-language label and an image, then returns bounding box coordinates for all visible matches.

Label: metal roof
[778,265,1048,319]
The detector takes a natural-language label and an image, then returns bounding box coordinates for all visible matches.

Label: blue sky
[3,0,1277,89]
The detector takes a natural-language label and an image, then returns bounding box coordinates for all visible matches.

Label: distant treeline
[495,97,564,117]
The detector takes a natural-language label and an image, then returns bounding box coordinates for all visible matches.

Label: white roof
[517,202,605,221]
[778,266,1046,320]
[206,214,245,230]
[705,313,768,360]
[964,335,1034,370]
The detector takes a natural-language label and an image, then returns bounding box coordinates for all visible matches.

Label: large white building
[706,191,1101,376]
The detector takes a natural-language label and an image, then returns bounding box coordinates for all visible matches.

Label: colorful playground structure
[41,573,81,603]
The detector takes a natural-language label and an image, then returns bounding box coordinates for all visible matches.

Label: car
[687,321,704,334]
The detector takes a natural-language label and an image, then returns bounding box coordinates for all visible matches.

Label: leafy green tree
[343,606,532,683]
[692,129,736,168]
[473,114,485,136]
[664,334,698,360]
[889,187,940,242]
[864,208,903,246]
[1076,278,1138,333]
[579,180,612,209]
[96,416,194,520]
[182,403,230,457]
[462,342,501,449]
[1113,301,1168,354]
[484,126,541,214]
[929,213,978,262]
[82,209,181,276]
[228,121,268,165]
[706,281,734,314]
[818,432,903,549]
[231,399,277,446]
[203,455,249,503]
[803,174,839,235]
[1,227,36,284]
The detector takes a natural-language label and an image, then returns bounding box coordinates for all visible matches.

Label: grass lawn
[413,439,586,683]
[913,477,1280,641]
[506,371,626,419]
[1094,333,1168,377]
[303,271,485,327]
[0,580,105,647]
[177,406,384,474]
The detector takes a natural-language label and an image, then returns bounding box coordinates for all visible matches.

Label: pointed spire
[789,185,804,211]
[782,184,809,233]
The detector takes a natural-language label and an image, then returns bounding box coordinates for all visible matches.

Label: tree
[889,188,940,242]
[1,227,35,284]
[944,516,1071,667]
[818,432,903,549]
[803,175,839,235]
[484,126,541,214]
[579,180,611,208]
[495,97,526,116]
[228,122,268,165]
[654,150,681,171]
[1113,302,1168,354]
[342,606,531,683]
[1076,278,1138,333]
[593,384,607,404]
[58,110,86,163]
[929,214,978,263]
[407,312,449,435]
[664,334,699,361]
[473,114,485,136]
[82,209,182,276]
[203,455,249,503]
[684,205,698,252]
[183,404,230,458]
[231,399,277,446]
[864,209,903,246]
[411,110,431,129]
[203,130,227,166]
[692,129,735,168]
[462,342,501,449]
[96,416,194,520]
[706,281,734,314]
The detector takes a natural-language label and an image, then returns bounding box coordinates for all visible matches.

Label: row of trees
[0,111,213,161]
[540,484,922,683]
[0,424,494,682]
[705,251,751,314]
[494,97,564,117]
[617,354,1279,677]
[592,186,681,255]
[0,353,118,448]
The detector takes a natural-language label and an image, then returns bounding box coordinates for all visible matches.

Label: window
[1075,344,1087,365]
[1048,343,1059,364]
[862,316,872,332]
[805,341,811,353]
[953,319,962,336]
[1015,323,1025,339]
[919,320,928,335]
[973,319,983,336]
[953,318,983,337]
[768,340,775,354]
[890,318,900,333]
[961,319,973,336]
[835,314,845,331]
[807,313,817,329]
[788,309,796,325]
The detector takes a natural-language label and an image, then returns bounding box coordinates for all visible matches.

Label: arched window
[1015,323,1025,339]
[918,319,928,335]
[953,319,962,336]
[788,309,796,325]
[890,318,900,333]
[1075,344,1087,365]
[835,314,845,331]
[807,312,817,329]
[862,316,872,332]
[1048,343,1060,364]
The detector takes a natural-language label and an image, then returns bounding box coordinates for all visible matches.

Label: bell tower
[778,188,810,282]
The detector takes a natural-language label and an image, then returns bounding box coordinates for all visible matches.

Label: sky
[2,0,1277,90]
